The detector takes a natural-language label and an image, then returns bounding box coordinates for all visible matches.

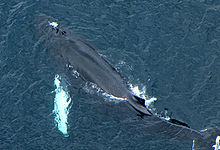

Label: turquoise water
[0,0,220,149]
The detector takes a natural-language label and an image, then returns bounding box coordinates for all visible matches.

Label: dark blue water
[0,0,220,149]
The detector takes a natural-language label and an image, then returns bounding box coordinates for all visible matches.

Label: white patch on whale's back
[48,21,58,28]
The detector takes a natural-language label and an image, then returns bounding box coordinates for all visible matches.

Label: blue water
[0,0,220,149]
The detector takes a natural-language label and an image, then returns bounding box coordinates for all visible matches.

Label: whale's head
[34,13,70,72]
[35,14,59,38]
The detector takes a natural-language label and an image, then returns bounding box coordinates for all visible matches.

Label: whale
[35,14,152,116]
[35,14,220,150]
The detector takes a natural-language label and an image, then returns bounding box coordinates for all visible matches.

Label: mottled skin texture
[35,14,220,150]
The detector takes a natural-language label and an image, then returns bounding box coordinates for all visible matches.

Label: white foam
[101,83,157,108]
[53,74,72,137]
[102,92,127,102]
[129,84,157,108]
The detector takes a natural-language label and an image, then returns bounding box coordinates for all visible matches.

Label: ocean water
[0,0,220,149]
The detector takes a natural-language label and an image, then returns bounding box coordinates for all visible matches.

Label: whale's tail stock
[193,126,220,150]
[130,94,220,150]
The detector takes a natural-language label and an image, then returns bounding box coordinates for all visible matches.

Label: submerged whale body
[35,14,220,150]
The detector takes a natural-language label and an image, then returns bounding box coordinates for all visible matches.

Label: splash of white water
[129,84,157,108]
[101,83,157,108]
